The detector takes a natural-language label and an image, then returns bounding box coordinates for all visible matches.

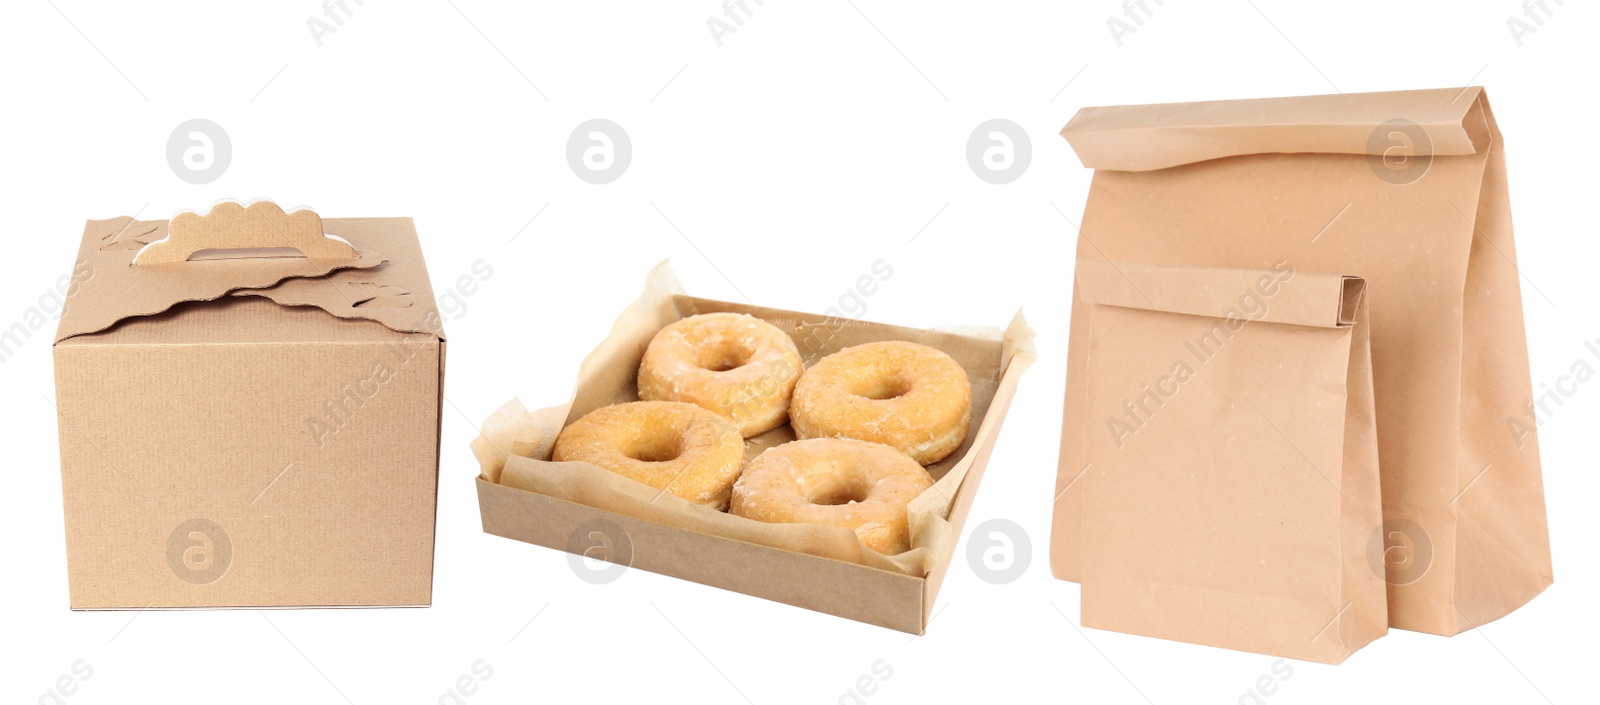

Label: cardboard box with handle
[53,200,445,609]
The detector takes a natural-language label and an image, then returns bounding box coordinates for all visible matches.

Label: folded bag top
[1061,86,1490,172]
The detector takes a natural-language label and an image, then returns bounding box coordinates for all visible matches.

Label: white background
[2,1,1594,703]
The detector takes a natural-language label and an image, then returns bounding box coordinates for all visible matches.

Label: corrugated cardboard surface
[54,213,444,608]
[475,266,1033,633]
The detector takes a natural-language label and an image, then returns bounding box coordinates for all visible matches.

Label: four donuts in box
[472,263,1034,633]
[52,200,445,608]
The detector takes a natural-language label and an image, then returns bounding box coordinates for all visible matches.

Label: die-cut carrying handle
[132,200,359,265]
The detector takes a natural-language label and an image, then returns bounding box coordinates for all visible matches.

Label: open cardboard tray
[471,264,1033,633]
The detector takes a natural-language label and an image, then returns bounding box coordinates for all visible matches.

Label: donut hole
[696,340,755,372]
[623,433,683,463]
[808,477,871,506]
[852,375,912,401]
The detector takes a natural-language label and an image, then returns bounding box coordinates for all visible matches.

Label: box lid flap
[1060,87,1490,171]
[227,217,446,338]
[56,201,442,342]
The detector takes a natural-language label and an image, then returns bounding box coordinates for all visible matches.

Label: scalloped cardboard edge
[55,214,388,342]
[133,200,358,265]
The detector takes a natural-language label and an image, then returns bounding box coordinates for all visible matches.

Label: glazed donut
[638,313,804,437]
[790,341,971,465]
[553,401,745,509]
[730,439,934,555]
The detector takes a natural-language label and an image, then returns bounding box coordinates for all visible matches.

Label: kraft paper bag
[1052,87,1553,637]
[1076,260,1385,664]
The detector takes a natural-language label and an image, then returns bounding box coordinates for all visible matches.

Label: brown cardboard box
[52,200,445,609]
[471,264,1034,634]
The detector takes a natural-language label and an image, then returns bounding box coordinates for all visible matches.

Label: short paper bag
[1076,260,1385,664]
